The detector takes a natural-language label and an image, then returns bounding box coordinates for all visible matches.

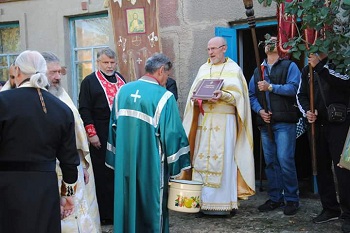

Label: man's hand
[208,90,222,103]
[257,80,269,92]
[306,109,318,123]
[60,196,74,219]
[259,109,272,123]
[83,168,89,184]
[89,135,101,149]
[308,54,321,68]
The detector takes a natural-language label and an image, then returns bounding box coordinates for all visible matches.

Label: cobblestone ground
[101,180,343,233]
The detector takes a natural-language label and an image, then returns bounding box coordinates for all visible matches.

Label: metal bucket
[168,179,202,213]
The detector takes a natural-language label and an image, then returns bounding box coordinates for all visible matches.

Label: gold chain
[210,63,226,78]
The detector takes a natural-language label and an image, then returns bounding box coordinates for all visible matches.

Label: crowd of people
[0,34,349,233]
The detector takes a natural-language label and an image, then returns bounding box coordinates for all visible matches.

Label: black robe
[0,87,79,233]
[166,77,178,101]
[78,71,126,220]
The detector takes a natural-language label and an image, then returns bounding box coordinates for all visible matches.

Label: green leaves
[259,33,278,52]
[297,43,307,51]
[342,1,350,17]
[301,0,313,9]
[259,0,349,75]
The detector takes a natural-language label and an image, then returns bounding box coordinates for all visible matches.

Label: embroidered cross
[136,58,142,64]
[198,153,204,159]
[130,90,141,102]
[214,126,220,131]
[213,154,218,160]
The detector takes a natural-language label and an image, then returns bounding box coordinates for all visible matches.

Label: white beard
[48,84,64,97]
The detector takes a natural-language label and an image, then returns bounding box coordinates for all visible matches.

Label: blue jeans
[260,122,299,203]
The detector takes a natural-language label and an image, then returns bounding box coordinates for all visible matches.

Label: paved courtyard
[102,180,343,233]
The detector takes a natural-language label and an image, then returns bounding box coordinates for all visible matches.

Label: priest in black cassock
[78,47,126,224]
[0,50,80,233]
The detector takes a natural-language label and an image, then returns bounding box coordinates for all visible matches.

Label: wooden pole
[308,64,318,193]
[242,0,273,140]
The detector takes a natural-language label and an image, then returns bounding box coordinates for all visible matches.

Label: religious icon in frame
[126,8,146,34]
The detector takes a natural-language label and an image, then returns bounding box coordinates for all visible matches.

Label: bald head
[207,37,227,64]
[208,37,226,46]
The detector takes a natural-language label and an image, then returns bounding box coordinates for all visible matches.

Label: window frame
[0,22,20,82]
[69,13,109,105]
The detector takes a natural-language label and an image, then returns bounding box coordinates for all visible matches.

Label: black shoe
[342,220,350,233]
[258,200,285,212]
[313,209,341,224]
[230,209,237,217]
[284,201,299,216]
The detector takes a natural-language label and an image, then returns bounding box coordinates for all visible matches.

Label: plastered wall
[0,0,275,114]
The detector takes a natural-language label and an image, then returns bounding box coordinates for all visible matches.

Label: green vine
[258,0,350,75]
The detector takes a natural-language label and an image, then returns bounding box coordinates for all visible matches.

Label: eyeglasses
[207,45,225,52]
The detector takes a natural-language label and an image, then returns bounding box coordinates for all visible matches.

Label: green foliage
[258,33,278,52]
[258,0,350,75]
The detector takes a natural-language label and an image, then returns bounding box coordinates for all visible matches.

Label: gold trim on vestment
[201,201,238,211]
[237,169,255,198]
[183,58,256,201]
[192,102,234,188]
[202,103,236,114]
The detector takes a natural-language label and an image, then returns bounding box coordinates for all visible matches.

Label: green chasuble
[106,78,191,233]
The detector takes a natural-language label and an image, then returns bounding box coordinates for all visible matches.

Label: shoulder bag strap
[314,72,328,108]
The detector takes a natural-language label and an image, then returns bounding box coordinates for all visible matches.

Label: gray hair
[97,47,116,60]
[15,50,48,88]
[145,53,172,74]
[41,51,60,64]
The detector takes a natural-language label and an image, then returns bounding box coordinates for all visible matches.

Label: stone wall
[0,0,275,113]
[158,0,275,113]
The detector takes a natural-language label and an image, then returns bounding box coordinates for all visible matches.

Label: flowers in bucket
[174,195,201,208]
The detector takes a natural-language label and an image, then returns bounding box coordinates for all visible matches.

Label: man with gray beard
[42,52,101,233]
